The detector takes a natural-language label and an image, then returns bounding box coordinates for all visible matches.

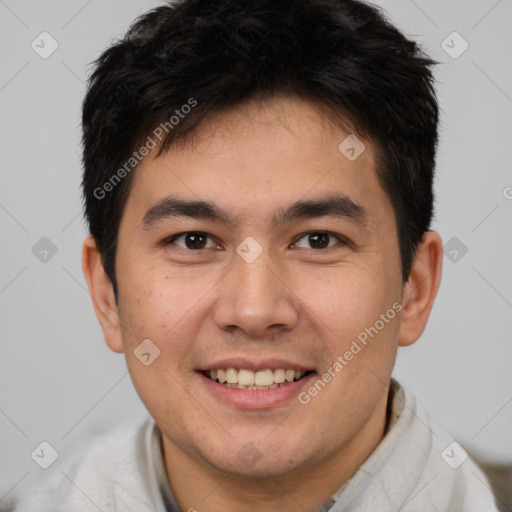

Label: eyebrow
[141,194,367,229]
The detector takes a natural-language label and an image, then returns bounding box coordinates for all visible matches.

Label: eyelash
[165,231,348,251]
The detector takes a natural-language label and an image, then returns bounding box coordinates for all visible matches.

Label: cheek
[117,267,201,356]
[300,266,392,331]
[297,264,401,383]
[117,273,201,417]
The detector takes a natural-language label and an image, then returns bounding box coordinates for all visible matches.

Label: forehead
[124,96,391,227]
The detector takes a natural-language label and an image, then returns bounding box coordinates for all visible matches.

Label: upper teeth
[209,368,305,386]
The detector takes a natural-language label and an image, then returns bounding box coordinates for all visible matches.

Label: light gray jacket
[8,382,499,511]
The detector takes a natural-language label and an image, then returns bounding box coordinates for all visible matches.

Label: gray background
[1,0,511,502]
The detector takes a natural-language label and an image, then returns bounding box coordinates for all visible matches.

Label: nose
[212,249,300,338]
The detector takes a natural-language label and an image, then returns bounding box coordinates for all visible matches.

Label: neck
[162,390,390,512]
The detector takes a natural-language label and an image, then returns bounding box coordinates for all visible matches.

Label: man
[11,0,499,510]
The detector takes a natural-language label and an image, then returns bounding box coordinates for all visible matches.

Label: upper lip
[197,357,315,373]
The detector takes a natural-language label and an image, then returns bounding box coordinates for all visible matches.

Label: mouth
[196,359,317,409]
[201,368,315,391]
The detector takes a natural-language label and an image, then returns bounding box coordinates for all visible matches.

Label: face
[111,96,405,478]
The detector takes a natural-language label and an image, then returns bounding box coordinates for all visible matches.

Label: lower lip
[198,372,316,409]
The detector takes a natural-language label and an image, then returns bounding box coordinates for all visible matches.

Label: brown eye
[294,232,343,250]
[168,232,215,250]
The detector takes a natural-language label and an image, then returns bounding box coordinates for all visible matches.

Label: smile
[204,368,311,390]
[203,368,313,390]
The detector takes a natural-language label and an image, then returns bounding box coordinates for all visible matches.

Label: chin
[197,438,315,479]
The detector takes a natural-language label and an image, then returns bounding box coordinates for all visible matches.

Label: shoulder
[11,416,159,512]
[398,385,500,511]
[333,381,500,512]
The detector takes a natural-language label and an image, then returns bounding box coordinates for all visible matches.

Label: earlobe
[398,231,443,347]
[81,236,124,353]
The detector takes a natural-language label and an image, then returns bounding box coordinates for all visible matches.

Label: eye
[293,231,345,250]
[166,231,219,250]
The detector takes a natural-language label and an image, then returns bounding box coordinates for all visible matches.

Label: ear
[398,231,443,347]
[82,236,124,353]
